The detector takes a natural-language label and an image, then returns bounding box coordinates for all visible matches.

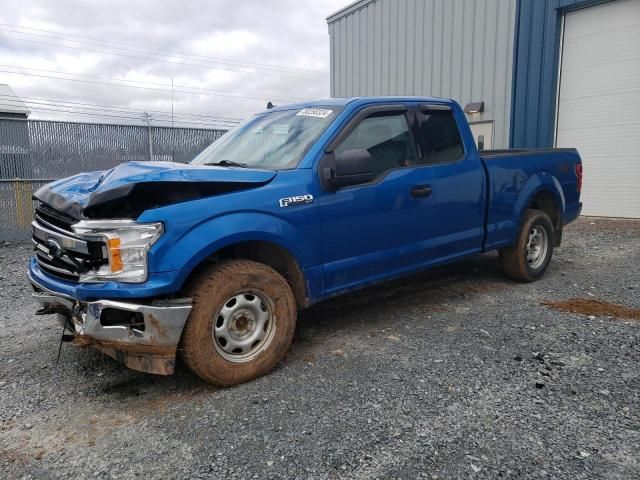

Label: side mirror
[320,148,375,190]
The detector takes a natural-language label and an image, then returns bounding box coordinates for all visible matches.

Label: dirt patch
[452,281,507,295]
[568,216,640,234]
[302,352,316,364]
[543,298,640,320]
[1,385,212,464]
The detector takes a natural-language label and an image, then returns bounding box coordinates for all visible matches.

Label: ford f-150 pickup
[29,96,582,385]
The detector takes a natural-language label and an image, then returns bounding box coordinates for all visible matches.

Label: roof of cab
[264,96,456,114]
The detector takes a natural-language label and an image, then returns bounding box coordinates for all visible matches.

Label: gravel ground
[1,217,639,479]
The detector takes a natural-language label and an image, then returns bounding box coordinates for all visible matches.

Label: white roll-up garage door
[555,0,640,218]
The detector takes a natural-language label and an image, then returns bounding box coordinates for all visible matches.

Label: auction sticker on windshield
[296,108,334,118]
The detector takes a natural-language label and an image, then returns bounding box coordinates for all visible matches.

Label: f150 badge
[279,194,314,208]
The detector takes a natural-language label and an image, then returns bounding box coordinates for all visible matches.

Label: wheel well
[192,241,307,309]
[528,190,562,244]
[528,190,560,228]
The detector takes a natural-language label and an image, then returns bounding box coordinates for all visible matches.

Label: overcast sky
[0,0,348,128]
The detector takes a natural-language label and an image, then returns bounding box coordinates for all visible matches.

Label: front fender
[149,211,315,281]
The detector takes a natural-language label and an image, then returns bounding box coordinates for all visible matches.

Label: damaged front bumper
[29,273,192,375]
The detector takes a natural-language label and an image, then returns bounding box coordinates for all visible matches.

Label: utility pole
[143,112,153,161]
[171,77,174,128]
[171,77,175,161]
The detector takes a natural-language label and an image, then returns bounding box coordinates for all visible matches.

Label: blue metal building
[328,0,640,217]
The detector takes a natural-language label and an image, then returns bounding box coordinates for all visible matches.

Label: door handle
[411,185,432,198]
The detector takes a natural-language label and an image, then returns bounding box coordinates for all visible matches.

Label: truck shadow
[295,252,509,343]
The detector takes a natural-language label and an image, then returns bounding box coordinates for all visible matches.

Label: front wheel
[499,209,555,282]
[180,260,297,385]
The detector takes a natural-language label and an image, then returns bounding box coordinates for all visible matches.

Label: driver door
[317,104,438,296]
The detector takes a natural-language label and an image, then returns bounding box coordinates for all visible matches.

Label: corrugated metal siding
[328,0,517,148]
[510,0,611,147]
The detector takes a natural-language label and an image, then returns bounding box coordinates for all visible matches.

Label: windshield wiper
[204,160,248,168]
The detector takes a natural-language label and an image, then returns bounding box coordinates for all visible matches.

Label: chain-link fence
[0,117,227,240]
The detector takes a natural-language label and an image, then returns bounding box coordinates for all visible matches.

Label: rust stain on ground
[543,298,640,320]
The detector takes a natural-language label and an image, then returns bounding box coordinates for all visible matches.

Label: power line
[0,101,235,128]
[0,97,240,127]
[0,64,271,98]
[0,64,302,101]
[0,66,304,102]
[0,31,326,81]
[0,95,241,122]
[0,23,327,77]
[0,93,243,123]
[0,64,188,89]
[0,102,158,122]
[0,24,326,75]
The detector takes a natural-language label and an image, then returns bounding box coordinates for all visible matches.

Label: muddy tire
[180,260,297,386]
[499,209,555,282]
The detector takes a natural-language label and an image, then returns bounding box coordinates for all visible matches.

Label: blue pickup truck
[29,96,582,385]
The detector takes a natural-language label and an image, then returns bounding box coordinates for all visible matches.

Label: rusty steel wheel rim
[211,291,276,363]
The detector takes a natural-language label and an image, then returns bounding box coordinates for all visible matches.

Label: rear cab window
[416,106,465,165]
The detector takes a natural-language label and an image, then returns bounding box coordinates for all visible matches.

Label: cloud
[0,0,347,127]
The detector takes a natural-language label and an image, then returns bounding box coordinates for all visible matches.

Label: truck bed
[479,147,582,252]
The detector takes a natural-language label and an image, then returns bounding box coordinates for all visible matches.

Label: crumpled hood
[34,161,277,219]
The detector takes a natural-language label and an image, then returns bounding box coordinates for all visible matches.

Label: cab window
[418,108,464,165]
[335,111,417,178]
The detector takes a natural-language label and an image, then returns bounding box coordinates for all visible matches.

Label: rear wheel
[500,209,554,282]
[181,260,297,385]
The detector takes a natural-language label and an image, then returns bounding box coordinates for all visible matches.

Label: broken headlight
[72,220,163,283]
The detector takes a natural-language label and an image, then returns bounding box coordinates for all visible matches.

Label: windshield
[191,106,342,170]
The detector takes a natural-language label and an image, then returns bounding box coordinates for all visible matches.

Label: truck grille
[32,204,106,281]
[34,203,77,233]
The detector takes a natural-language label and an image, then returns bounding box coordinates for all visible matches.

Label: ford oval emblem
[45,238,63,257]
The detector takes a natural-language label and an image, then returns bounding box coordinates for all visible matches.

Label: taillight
[575,163,583,193]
